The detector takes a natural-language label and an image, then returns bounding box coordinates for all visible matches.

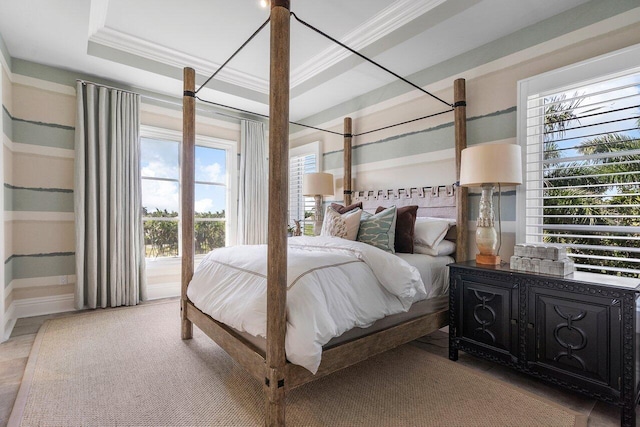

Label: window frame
[140,125,238,260]
[516,42,640,274]
[289,141,321,235]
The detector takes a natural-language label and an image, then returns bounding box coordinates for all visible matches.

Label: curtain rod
[75,79,264,124]
[76,79,139,96]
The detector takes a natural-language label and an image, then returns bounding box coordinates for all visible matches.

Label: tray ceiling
[0,0,590,122]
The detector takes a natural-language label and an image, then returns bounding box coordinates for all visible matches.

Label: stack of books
[510,244,574,276]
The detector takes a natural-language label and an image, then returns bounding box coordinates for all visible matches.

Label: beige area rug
[9,301,586,427]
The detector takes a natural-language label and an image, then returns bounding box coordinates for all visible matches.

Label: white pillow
[414,217,454,248]
[414,240,456,256]
[320,206,362,240]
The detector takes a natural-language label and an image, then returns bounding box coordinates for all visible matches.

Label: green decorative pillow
[357,206,397,253]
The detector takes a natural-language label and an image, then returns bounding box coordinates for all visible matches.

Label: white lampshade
[303,172,334,196]
[459,143,523,187]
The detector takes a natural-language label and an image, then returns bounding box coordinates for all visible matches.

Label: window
[141,136,180,257]
[289,141,320,236]
[141,126,237,258]
[517,44,640,277]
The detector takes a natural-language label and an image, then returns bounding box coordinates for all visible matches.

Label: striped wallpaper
[0,62,243,338]
[2,78,76,338]
[1,1,640,339]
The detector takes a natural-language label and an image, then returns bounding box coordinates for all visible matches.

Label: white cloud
[141,160,178,179]
[195,198,214,213]
[141,138,179,179]
[142,180,179,214]
[200,163,223,183]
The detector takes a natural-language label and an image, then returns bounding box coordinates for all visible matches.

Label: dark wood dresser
[448,261,640,426]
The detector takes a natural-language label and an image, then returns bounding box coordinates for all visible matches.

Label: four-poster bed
[180,1,468,425]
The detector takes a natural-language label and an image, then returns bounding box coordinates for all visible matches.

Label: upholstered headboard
[353,185,457,220]
[353,184,459,251]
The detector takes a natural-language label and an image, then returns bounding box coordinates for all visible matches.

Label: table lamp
[459,143,522,265]
[303,172,334,235]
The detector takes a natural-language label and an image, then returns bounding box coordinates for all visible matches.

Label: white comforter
[187,236,427,373]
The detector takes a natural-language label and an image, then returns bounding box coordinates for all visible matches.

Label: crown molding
[89,27,269,94]
[290,0,446,88]
[88,0,109,37]
[87,0,442,95]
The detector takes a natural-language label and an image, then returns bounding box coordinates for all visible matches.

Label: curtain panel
[74,82,146,309]
[238,120,268,245]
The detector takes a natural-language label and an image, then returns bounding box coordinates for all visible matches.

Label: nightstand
[448,261,640,427]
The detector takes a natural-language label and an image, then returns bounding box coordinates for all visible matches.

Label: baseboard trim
[3,303,16,341]
[14,294,76,320]
[146,282,180,301]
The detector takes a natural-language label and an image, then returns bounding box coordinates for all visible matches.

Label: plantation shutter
[523,70,640,276]
[289,152,317,235]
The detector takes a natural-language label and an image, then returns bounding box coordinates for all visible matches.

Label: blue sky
[544,73,640,156]
[141,138,227,215]
[540,72,640,200]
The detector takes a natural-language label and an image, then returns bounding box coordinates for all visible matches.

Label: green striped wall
[322,106,519,222]
[4,184,73,212]
[2,106,11,141]
[4,106,74,150]
[12,118,74,150]
[3,93,76,289]
[9,59,247,127]
[323,107,516,170]
[3,103,10,289]
[6,253,74,281]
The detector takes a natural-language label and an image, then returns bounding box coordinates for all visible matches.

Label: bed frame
[180,2,468,425]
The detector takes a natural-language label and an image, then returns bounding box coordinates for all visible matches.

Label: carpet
[9,301,586,426]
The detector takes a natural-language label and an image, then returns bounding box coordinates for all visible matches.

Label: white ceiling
[0,0,590,122]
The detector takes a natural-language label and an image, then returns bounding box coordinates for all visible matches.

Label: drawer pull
[510,319,518,325]
[527,323,535,329]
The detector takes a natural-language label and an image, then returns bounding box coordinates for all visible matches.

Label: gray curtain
[74,82,146,309]
[238,120,268,244]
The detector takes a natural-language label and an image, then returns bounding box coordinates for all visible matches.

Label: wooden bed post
[266,1,290,426]
[454,78,468,262]
[344,117,352,206]
[181,67,196,340]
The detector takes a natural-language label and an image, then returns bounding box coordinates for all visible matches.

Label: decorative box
[513,244,566,261]
[540,258,575,276]
[510,244,575,277]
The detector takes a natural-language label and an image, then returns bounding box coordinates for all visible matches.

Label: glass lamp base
[476,254,501,265]
[475,224,499,265]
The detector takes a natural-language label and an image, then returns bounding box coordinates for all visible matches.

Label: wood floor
[0,300,632,426]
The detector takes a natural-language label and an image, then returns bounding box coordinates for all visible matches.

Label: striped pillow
[356,206,397,253]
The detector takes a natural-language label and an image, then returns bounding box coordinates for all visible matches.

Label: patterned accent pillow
[321,206,362,240]
[357,206,397,253]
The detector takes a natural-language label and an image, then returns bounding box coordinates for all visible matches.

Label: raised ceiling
[0,0,590,122]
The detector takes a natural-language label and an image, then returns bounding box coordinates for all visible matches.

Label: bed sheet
[395,253,453,298]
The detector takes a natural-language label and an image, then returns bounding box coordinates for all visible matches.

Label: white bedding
[396,253,453,298]
[187,236,427,373]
